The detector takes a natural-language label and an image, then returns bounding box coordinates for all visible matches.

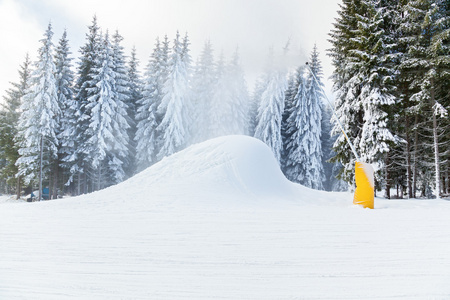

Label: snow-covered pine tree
[400,0,449,198]
[352,0,398,194]
[249,78,265,137]
[0,54,32,198]
[321,102,334,191]
[181,32,192,68]
[157,31,192,159]
[126,46,143,175]
[160,35,171,73]
[330,161,349,191]
[135,37,165,170]
[54,29,75,198]
[111,30,131,179]
[328,0,399,194]
[191,40,216,143]
[434,0,450,195]
[208,51,229,138]
[67,15,102,194]
[283,49,325,191]
[181,32,193,142]
[281,74,297,172]
[384,0,414,198]
[397,0,431,198]
[303,45,326,189]
[156,35,171,150]
[227,49,250,135]
[15,23,61,191]
[425,0,449,198]
[283,67,308,185]
[84,31,129,190]
[210,49,249,138]
[328,0,366,185]
[254,48,287,163]
[318,46,334,191]
[321,104,348,191]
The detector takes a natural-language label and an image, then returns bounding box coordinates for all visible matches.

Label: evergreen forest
[0,0,448,200]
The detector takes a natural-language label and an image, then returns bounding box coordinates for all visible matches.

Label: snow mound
[94,135,318,208]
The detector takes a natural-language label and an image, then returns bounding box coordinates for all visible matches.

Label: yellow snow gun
[353,161,374,209]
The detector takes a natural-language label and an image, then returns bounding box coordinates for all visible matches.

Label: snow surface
[1,135,450,299]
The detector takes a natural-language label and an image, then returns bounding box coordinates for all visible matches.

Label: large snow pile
[83,135,334,209]
[1,135,450,299]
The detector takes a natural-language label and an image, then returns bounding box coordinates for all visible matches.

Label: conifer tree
[191,40,216,143]
[111,30,131,179]
[283,67,309,185]
[400,0,433,197]
[321,104,347,191]
[435,0,450,195]
[208,52,229,138]
[281,74,297,171]
[328,0,366,185]
[253,49,273,122]
[354,0,398,193]
[321,104,334,191]
[254,48,287,163]
[0,54,31,198]
[328,0,399,192]
[283,51,326,190]
[303,45,326,189]
[181,32,192,68]
[425,0,449,198]
[54,29,75,198]
[126,46,143,175]
[84,31,130,190]
[400,0,449,198]
[249,78,265,137]
[66,15,102,194]
[389,0,415,198]
[16,23,60,192]
[210,50,249,138]
[227,49,250,135]
[157,31,192,159]
[135,37,165,169]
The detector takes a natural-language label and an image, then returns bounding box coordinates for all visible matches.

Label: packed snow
[1,135,450,299]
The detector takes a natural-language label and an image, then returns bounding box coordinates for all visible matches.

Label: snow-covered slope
[1,135,450,299]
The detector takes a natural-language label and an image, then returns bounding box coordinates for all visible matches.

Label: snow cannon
[353,161,374,209]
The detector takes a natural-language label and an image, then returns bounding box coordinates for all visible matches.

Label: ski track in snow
[1,136,450,299]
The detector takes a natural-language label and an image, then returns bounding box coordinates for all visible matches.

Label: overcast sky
[0,0,340,102]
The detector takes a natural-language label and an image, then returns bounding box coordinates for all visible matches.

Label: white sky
[0,0,340,102]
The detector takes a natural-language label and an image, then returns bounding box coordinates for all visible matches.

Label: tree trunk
[430,80,440,199]
[52,162,58,199]
[443,172,447,195]
[405,115,413,198]
[384,152,390,199]
[446,167,449,195]
[39,135,44,201]
[97,165,102,191]
[15,176,21,200]
[445,166,450,194]
[77,172,81,196]
[82,172,87,194]
[412,115,419,198]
